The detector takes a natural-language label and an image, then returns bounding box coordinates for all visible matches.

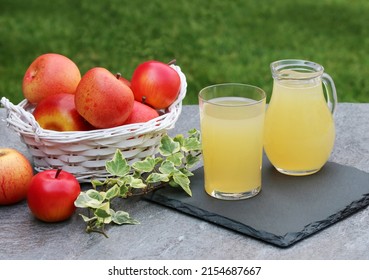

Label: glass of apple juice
[199,83,266,200]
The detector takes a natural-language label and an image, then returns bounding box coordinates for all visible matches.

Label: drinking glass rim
[198,83,266,107]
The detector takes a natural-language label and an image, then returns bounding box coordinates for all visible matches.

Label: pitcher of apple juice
[264,59,338,176]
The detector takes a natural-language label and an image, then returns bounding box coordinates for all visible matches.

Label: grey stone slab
[146,160,369,248]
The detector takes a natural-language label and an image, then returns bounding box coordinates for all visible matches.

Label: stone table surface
[1,103,369,260]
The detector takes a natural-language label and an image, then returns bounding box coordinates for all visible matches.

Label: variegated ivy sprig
[74,129,202,237]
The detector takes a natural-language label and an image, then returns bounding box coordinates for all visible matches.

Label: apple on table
[0,148,34,205]
[27,169,81,223]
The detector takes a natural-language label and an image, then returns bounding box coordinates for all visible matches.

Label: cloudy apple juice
[264,79,335,174]
[200,95,265,199]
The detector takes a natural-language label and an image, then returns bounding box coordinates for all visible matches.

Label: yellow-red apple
[0,148,34,205]
[32,93,94,131]
[130,60,181,109]
[124,101,159,125]
[75,67,134,129]
[22,53,81,104]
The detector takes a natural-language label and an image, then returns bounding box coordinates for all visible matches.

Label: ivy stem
[86,227,109,238]
[129,184,166,197]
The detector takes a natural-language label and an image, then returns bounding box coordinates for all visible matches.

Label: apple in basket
[130,60,181,110]
[75,67,134,129]
[32,93,94,131]
[116,72,131,88]
[124,100,159,125]
[0,148,34,205]
[22,53,81,104]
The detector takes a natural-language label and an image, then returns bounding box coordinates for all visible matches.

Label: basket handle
[1,97,43,134]
[170,64,187,108]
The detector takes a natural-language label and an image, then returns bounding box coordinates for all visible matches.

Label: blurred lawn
[1,0,369,105]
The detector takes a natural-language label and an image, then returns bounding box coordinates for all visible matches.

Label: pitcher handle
[322,73,338,116]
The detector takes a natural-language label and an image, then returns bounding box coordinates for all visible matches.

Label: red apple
[0,148,34,205]
[32,93,94,131]
[27,169,81,222]
[75,67,134,129]
[22,53,81,104]
[130,60,181,109]
[116,73,131,88]
[124,101,160,125]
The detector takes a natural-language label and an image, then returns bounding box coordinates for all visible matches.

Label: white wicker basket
[1,65,187,183]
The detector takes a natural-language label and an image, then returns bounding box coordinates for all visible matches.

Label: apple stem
[142,96,147,104]
[167,59,176,65]
[55,168,62,179]
[115,73,121,79]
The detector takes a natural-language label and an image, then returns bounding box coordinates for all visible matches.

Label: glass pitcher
[264,59,338,176]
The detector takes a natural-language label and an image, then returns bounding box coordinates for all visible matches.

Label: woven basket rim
[1,64,187,143]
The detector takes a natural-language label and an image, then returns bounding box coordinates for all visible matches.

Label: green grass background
[1,0,368,105]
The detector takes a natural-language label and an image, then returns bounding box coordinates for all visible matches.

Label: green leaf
[106,149,130,177]
[87,189,106,202]
[168,180,179,187]
[173,134,184,146]
[96,212,112,225]
[112,210,140,225]
[182,137,202,152]
[91,179,104,188]
[188,128,198,135]
[146,172,170,183]
[79,214,97,223]
[105,184,120,200]
[173,172,192,196]
[159,160,177,175]
[74,191,103,209]
[159,134,180,156]
[102,216,113,224]
[79,129,202,237]
[185,153,201,168]
[125,175,147,189]
[167,152,184,166]
[94,202,111,219]
[74,192,92,208]
[179,167,194,177]
[154,157,164,165]
[119,184,129,197]
[132,157,156,173]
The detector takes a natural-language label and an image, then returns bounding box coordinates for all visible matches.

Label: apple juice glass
[199,83,266,200]
[264,59,337,176]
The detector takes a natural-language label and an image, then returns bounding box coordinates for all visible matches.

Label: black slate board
[145,157,369,248]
